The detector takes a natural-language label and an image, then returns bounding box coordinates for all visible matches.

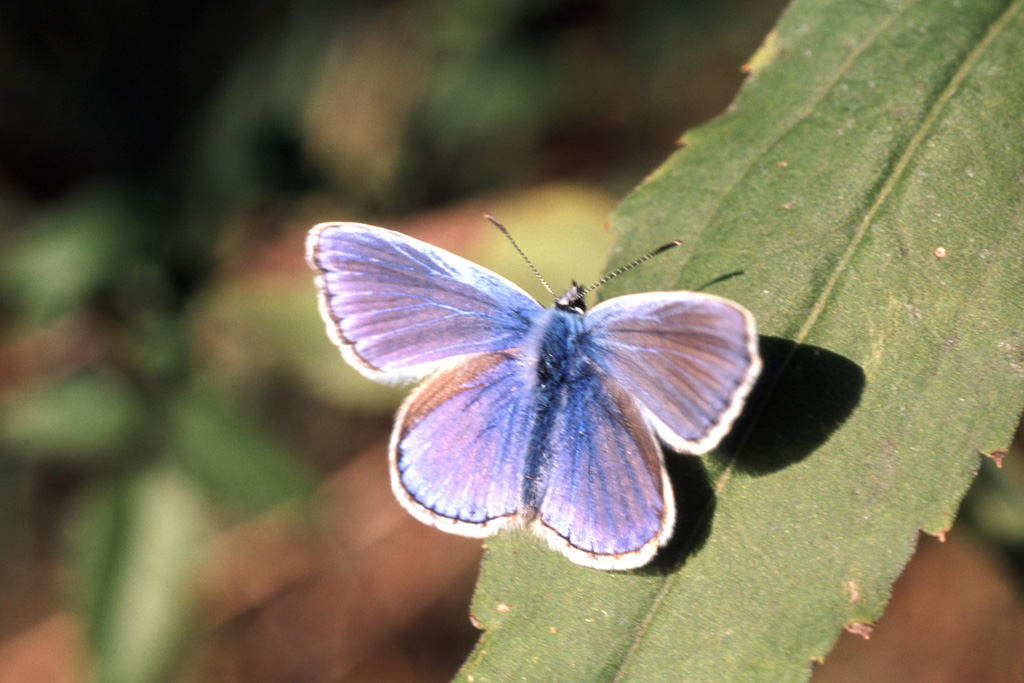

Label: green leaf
[2,186,151,325]
[71,466,208,683]
[0,372,145,463]
[461,0,1024,681]
[198,276,409,410]
[0,459,30,550]
[168,384,313,514]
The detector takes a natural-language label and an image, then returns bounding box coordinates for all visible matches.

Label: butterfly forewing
[307,223,543,380]
[585,292,761,454]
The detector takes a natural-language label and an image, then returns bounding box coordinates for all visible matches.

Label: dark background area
[1,1,1022,681]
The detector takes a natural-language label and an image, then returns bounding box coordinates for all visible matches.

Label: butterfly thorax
[528,306,589,387]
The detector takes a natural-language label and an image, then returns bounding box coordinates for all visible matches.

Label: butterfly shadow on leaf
[724,336,865,476]
[643,450,717,573]
[646,336,864,573]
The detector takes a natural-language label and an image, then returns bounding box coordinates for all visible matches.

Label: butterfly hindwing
[307,223,544,381]
[585,292,761,454]
[391,351,536,536]
[535,365,674,570]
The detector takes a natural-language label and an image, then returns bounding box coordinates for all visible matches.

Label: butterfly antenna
[485,214,555,296]
[579,239,683,297]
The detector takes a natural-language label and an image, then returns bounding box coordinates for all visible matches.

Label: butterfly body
[308,222,761,570]
[515,305,602,511]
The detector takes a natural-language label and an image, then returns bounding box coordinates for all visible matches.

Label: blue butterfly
[306,221,761,570]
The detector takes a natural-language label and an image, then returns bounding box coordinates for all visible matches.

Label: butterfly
[306,221,761,570]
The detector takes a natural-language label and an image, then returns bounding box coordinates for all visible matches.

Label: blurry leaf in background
[197,269,408,412]
[2,186,155,327]
[190,4,350,208]
[71,465,209,683]
[0,371,146,464]
[168,383,313,517]
[303,6,429,203]
[0,458,30,549]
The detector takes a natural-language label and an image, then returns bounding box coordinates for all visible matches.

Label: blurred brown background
[1,1,1022,681]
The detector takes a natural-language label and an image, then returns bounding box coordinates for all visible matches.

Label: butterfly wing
[585,292,761,454]
[534,364,674,570]
[390,351,536,536]
[307,222,544,381]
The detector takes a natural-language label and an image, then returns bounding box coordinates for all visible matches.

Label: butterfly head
[555,282,587,313]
